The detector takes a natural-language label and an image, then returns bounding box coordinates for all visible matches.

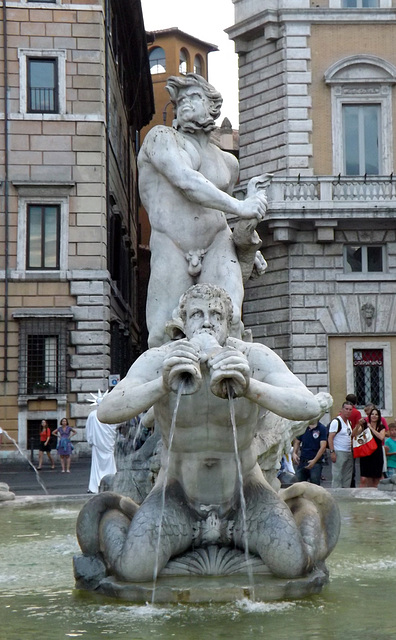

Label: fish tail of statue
[102,484,195,582]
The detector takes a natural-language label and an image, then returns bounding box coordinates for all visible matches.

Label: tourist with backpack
[328,401,353,488]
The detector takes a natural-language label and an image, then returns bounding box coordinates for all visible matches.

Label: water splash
[236,597,297,613]
[227,382,255,601]
[0,428,48,494]
[151,381,184,604]
[132,420,144,451]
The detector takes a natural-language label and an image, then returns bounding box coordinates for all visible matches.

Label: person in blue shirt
[292,421,327,485]
[384,422,396,478]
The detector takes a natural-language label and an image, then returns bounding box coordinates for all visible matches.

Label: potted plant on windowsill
[32,381,55,394]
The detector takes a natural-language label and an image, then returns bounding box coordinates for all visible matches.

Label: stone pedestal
[74,568,328,603]
[74,546,329,603]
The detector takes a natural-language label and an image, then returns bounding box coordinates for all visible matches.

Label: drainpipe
[3,2,9,383]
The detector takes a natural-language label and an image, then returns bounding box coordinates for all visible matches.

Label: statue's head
[166,283,233,345]
[166,73,222,133]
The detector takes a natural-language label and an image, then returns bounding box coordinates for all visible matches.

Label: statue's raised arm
[137,73,267,348]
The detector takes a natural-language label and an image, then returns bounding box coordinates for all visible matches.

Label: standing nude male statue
[138,73,267,347]
[78,285,338,583]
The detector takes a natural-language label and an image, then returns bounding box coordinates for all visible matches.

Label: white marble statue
[138,73,268,347]
[74,75,340,596]
[77,284,338,583]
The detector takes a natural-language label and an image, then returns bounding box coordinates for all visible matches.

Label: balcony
[267,175,396,219]
[233,175,396,243]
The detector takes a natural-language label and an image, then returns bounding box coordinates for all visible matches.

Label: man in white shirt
[328,402,353,488]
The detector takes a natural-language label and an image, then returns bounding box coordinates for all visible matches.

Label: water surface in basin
[1,496,395,640]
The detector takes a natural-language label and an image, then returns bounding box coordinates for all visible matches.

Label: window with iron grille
[353,348,384,408]
[18,319,68,395]
[27,58,58,113]
[26,204,60,269]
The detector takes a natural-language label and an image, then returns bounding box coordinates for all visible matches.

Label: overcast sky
[140,0,239,127]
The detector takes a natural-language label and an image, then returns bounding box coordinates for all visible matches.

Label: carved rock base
[74,546,329,603]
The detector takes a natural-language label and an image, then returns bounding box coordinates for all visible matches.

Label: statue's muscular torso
[153,341,262,510]
[138,126,238,253]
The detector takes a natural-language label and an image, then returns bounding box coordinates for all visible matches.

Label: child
[384,422,396,478]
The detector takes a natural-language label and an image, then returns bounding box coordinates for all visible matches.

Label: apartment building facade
[228,0,396,419]
[0,0,154,455]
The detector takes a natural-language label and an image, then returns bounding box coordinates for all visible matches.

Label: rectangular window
[26,204,60,270]
[342,0,378,6]
[353,349,384,408]
[27,335,58,394]
[27,58,58,113]
[18,318,69,396]
[343,104,380,175]
[344,245,384,273]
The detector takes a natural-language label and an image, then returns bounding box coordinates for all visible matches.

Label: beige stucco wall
[310,23,396,175]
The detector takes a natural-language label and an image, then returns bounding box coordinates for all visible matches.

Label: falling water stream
[0,427,48,494]
[151,381,185,604]
[227,382,255,601]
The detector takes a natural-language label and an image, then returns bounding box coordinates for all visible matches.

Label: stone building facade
[0,0,154,455]
[228,0,396,419]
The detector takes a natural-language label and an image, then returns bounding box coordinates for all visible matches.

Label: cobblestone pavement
[0,455,91,496]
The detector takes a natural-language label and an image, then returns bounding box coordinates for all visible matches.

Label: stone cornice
[227,9,396,42]
[12,308,73,319]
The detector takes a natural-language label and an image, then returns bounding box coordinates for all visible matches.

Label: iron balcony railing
[28,87,57,113]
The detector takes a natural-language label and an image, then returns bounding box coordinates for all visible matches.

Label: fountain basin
[1,491,396,640]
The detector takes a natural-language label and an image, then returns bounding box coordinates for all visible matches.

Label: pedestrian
[293,420,327,485]
[344,394,362,428]
[37,419,55,470]
[328,401,353,488]
[344,394,361,487]
[353,407,386,488]
[384,422,396,478]
[364,402,389,430]
[53,418,76,473]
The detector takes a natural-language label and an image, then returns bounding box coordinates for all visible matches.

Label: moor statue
[77,285,338,584]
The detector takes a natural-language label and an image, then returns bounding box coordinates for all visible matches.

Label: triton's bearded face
[175,86,216,133]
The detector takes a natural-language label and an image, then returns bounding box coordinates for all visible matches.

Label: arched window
[325,55,396,175]
[179,48,189,74]
[193,55,204,76]
[149,47,166,75]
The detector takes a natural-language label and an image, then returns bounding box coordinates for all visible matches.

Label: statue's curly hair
[165,284,233,340]
[166,73,223,121]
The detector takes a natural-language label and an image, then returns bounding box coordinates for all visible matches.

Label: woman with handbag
[352,407,386,488]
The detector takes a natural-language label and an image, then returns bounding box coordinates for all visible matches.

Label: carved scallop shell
[161,545,268,576]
